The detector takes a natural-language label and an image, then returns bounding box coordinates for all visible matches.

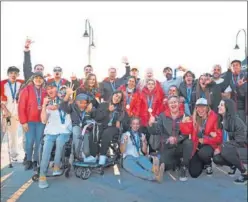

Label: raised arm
[23,38,34,82]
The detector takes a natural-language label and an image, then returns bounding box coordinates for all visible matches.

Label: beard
[213,73,220,79]
[166,73,172,80]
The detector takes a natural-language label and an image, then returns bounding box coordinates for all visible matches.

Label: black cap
[7,66,20,74]
[163,67,172,72]
[231,60,241,65]
[33,72,44,79]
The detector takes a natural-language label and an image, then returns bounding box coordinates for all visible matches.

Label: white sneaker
[53,170,63,176]
[99,155,107,165]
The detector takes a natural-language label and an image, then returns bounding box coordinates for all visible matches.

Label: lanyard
[200,91,206,99]
[186,87,192,103]
[7,80,17,102]
[55,80,62,90]
[130,131,141,153]
[58,109,66,124]
[34,87,42,107]
[232,74,240,86]
[173,69,177,80]
[126,89,133,105]
[110,81,116,91]
[198,119,207,138]
[108,106,117,126]
[81,111,86,120]
[49,96,60,105]
[147,95,154,108]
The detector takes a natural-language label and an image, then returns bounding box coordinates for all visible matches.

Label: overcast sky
[1,1,247,81]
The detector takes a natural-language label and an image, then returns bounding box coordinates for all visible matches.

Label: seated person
[39,83,72,189]
[121,117,164,183]
[213,99,247,184]
[149,96,193,182]
[94,91,124,165]
[59,87,96,160]
[180,98,222,178]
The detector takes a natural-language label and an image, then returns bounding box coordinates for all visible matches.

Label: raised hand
[43,96,50,106]
[121,56,129,64]
[237,78,247,87]
[24,37,34,50]
[70,72,77,81]
[85,103,93,113]
[66,83,74,96]
[108,104,115,112]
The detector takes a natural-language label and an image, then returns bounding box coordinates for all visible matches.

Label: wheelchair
[72,121,122,180]
[32,134,73,182]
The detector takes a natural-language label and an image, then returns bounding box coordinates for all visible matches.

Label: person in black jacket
[94,90,125,165]
[213,98,247,184]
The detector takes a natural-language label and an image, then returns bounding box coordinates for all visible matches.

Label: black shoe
[234,174,248,185]
[206,165,213,176]
[25,161,33,170]
[33,161,38,171]
[23,154,27,165]
[228,166,237,176]
[179,166,188,182]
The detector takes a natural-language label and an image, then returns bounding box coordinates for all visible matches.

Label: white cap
[196,98,208,106]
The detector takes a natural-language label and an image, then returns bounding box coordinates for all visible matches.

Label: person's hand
[116,121,121,129]
[182,116,191,123]
[237,78,247,87]
[198,138,204,144]
[179,96,185,103]
[70,72,77,81]
[141,134,147,143]
[205,76,213,85]
[66,85,74,96]
[210,132,217,138]
[22,123,29,133]
[166,136,177,145]
[123,135,128,143]
[24,37,34,50]
[214,148,221,155]
[163,98,168,104]
[108,104,115,112]
[122,56,129,64]
[43,96,50,106]
[177,65,186,72]
[47,105,58,110]
[44,73,52,79]
[85,103,93,113]
[148,116,156,127]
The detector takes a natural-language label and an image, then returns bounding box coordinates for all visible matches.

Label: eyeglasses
[54,69,62,73]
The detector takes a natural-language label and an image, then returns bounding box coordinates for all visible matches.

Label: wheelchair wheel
[81,168,91,180]
[65,168,70,178]
[32,174,39,182]
[75,167,82,178]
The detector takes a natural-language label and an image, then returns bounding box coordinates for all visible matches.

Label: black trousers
[99,126,119,155]
[197,144,214,165]
[160,139,193,170]
[213,143,246,173]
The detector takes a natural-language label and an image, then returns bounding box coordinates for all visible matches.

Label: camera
[6,117,11,126]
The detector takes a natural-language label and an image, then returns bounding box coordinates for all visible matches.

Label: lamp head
[234,44,240,49]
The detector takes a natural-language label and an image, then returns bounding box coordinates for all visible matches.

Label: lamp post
[83,19,95,65]
[234,29,247,60]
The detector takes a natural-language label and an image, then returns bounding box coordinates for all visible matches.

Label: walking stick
[6,117,13,168]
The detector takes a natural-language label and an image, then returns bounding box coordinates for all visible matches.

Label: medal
[38,106,42,110]
[147,95,154,112]
[148,108,153,113]
[8,80,17,103]
[126,105,130,109]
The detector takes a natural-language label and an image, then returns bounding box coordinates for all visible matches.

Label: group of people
[0,38,247,189]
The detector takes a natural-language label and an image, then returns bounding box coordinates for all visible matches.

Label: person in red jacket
[118,76,141,132]
[180,98,222,177]
[18,72,47,170]
[1,66,24,161]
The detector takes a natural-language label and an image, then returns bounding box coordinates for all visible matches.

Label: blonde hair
[192,105,211,130]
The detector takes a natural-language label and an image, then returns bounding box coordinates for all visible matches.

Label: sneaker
[53,166,63,176]
[179,166,188,182]
[228,166,237,177]
[33,161,38,171]
[84,156,97,163]
[155,163,165,183]
[23,154,27,165]
[11,156,18,162]
[38,176,49,189]
[152,157,159,175]
[206,165,213,176]
[234,174,248,185]
[24,161,33,170]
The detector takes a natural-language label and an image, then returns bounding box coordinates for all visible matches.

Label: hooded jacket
[220,98,247,147]
[180,110,222,155]
[139,87,164,126]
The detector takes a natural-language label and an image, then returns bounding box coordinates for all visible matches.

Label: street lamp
[83,19,95,65]
[234,29,247,60]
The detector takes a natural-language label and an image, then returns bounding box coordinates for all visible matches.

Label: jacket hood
[223,98,236,118]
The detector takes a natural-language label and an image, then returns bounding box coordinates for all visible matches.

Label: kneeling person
[39,83,72,189]
[121,117,164,183]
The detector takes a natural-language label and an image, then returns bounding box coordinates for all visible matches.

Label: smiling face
[184,72,194,85]
[8,71,19,83]
[88,75,96,87]
[130,69,139,78]
[34,65,44,73]
[164,68,172,79]
[33,76,44,86]
[112,92,122,104]
[130,118,140,132]
[168,97,179,114]
[127,77,136,89]
[76,100,88,110]
[196,105,208,117]
[212,65,222,79]
[146,80,155,91]
[146,69,153,79]
[168,86,178,96]
[108,68,117,80]
[199,75,206,88]
[232,62,241,74]
[46,86,57,98]
[218,100,226,115]
[84,66,93,76]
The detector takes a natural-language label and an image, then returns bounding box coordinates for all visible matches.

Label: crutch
[5,117,13,168]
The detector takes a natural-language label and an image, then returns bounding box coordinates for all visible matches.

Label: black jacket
[206,81,222,113]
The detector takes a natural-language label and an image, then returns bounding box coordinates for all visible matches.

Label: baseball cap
[196,98,208,106]
[53,66,62,72]
[33,72,44,79]
[7,66,20,74]
[131,66,139,71]
[45,82,57,88]
[76,93,89,101]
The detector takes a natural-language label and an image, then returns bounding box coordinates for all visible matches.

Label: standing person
[213,99,247,184]
[212,64,232,99]
[94,91,125,165]
[18,72,46,170]
[76,73,101,109]
[149,96,193,181]
[100,61,130,102]
[38,83,72,189]
[228,60,247,123]
[162,66,187,96]
[0,66,24,161]
[179,71,197,116]
[129,66,141,85]
[120,117,165,182]
[180,98,222,177]
[118,76,141,132]
[46,66,71,91]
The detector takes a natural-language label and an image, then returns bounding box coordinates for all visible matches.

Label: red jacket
[139,87,164,126]
[18,85,47,124]
[1,79,24,102]
[118,85,141,117]
[180,110,222,155]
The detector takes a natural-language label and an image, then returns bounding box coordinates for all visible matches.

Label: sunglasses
[54,69,62,73]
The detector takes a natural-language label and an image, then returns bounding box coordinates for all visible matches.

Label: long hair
[83,73,99,91]
[196,75,211,106]
[192,105,211,130]
[109,90,124,111]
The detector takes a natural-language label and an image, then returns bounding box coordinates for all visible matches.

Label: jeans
[25,122,45,161]
[40,133,70,176]
[184,103,191,116]
[72,126,81,154]
[123,155,155,181]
